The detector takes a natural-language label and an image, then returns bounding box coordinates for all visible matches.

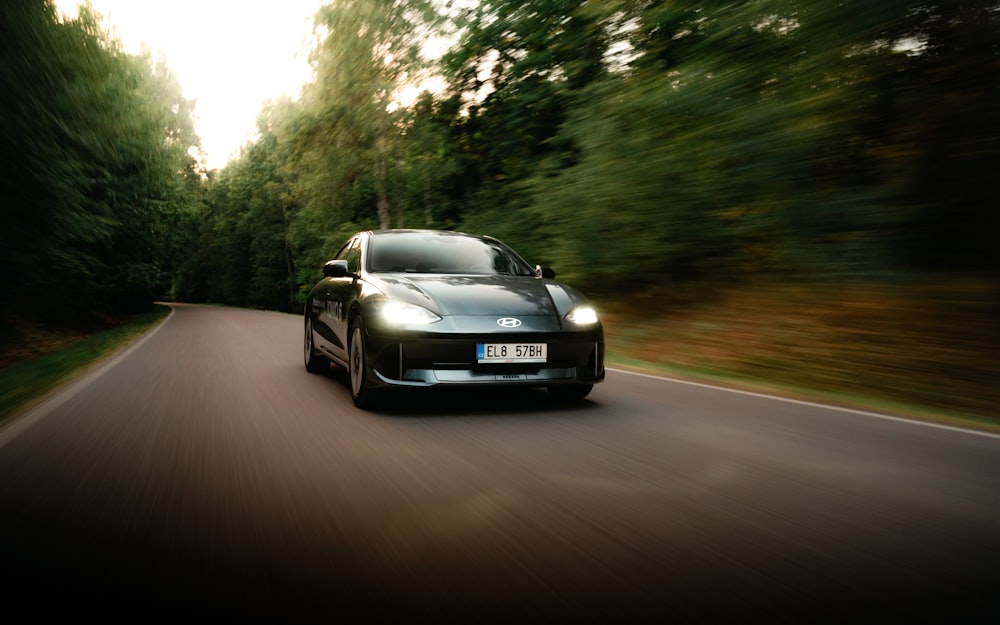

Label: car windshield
[367,231,536,276]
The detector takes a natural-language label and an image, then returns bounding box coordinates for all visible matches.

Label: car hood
[373,274,580,317]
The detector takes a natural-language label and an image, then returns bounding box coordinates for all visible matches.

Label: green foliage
[1,0,201,320]
[442,0,606,227]
[170,0,1000,310]
[295,0,442,230]
[520,0,1000,287]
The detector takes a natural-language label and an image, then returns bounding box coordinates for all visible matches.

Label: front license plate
[477,343,547,363]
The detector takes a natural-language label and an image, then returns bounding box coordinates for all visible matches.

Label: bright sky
[55,0,325,169]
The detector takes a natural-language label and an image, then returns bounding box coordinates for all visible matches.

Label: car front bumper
[363,330,605,389]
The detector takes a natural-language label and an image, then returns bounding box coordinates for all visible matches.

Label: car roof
[365,229,502,243]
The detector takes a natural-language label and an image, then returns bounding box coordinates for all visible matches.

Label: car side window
[334,240,353,263]
[344,239,361,274]
[329,238,361,275]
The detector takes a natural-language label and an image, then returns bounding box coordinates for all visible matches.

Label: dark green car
[303,229,605,408]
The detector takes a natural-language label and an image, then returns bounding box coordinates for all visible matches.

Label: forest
[2,1,998,410]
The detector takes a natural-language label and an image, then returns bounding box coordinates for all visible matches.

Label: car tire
[547,383,593,401]
[349,318,374,409]
[304,316,329,373]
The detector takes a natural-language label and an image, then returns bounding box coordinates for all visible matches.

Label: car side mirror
[323,260,350,277]
[536,264,555,279]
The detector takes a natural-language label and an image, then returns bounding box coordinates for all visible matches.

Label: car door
[324,236,362,361]
[311,238,355,358]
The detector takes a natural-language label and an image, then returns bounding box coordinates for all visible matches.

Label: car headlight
[564,305,599,326]
[380,301,442,325]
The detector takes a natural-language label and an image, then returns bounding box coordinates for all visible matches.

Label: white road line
[0,306,175,448]
[609,367,1000,439]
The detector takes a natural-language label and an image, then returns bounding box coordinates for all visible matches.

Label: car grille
[371,337,601,382]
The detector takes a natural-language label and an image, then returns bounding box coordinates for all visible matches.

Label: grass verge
[0,304,171,426]
[598,278,1000,433]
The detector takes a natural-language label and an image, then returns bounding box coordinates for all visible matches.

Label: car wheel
[304,316,329,373]
[547,384,593,401]
[349,318,374,409]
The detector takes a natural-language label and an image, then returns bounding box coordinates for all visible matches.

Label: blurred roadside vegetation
[0,305,169,423]
[600,278,999,428]
[2,1,997,424]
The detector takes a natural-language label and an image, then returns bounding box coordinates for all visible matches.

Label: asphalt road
[1,303,998,621]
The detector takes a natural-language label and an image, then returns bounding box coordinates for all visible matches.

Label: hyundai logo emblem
[497,317,522,328]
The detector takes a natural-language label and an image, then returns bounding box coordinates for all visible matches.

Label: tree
[179,0,1000,310]
[1,1,201,319]
[294,0,441,230]
[442,0,607,230]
